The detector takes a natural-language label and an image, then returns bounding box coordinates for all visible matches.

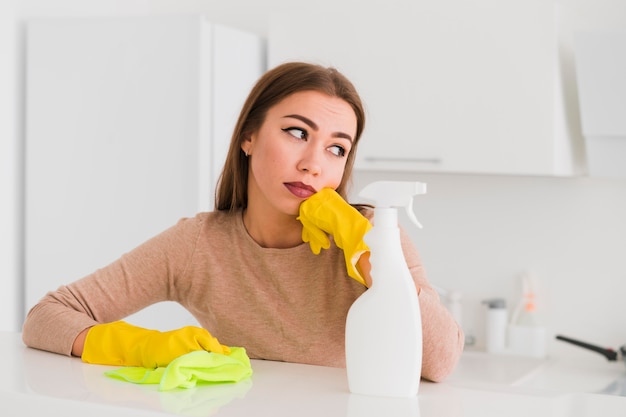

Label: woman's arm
[22,215,203,357]
[399,227,465,382]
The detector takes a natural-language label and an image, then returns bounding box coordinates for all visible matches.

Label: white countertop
[2,332,625,416]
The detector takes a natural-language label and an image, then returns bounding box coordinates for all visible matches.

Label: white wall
[0,0,23,332]
[2,0,625,357]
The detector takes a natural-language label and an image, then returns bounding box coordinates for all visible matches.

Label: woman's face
[243,90,357,217]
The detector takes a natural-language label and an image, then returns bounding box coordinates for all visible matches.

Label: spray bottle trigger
[406,197,423,229]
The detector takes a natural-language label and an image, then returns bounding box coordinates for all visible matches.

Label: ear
[241,134,253,156]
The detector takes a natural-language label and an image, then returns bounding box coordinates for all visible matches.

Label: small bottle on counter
[482,298,508,354]
[508,272,547,358]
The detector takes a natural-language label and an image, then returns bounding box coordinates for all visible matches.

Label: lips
[284,182,317,199]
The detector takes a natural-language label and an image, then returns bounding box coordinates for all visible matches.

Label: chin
[284,202,301,217]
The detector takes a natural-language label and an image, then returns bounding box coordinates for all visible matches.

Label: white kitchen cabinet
[268,2,577,176]
[25,15,265,329]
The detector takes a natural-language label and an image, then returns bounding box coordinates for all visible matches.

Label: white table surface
[3,332,625,416]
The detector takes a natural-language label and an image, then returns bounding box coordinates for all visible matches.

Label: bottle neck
[374,207,398,228]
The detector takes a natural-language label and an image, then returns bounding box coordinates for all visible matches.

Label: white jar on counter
[482,298,508,354]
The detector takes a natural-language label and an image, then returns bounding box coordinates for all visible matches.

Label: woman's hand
[298,188,372,286]
[81,321,230,368]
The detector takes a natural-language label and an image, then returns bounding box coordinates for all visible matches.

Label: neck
[242,208,303,249]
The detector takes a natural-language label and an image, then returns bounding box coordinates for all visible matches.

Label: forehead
[268,91,357,126]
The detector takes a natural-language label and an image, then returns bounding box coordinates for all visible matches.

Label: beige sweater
[22,210,464,382]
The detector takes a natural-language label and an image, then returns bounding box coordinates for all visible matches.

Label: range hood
[574,31,626,179]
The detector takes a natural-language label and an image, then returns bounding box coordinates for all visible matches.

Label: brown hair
[215,62,366,211]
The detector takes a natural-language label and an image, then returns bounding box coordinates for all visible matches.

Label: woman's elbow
[421,327,465,383]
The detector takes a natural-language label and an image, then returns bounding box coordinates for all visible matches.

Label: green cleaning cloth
[104,347,253,391]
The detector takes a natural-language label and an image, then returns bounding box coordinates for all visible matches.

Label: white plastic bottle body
[484,307,508,354]
[345,209,422,398]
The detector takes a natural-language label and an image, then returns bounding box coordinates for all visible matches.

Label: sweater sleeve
[399,227,465,382]
[22,215,202,357]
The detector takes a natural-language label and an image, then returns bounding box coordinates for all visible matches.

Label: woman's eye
[282,127,307,140]
[329,145,346,157]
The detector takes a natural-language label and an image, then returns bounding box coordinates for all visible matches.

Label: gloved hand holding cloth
[82,321,252,391]
[298,188,372,286]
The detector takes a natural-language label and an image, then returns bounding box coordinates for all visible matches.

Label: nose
[297,150,322,176]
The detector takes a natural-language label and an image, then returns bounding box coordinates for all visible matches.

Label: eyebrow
[284,114,354,142]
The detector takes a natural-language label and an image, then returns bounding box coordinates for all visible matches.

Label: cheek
[258,133,289,161]
[324,161,349,189]
[249,142,289,180]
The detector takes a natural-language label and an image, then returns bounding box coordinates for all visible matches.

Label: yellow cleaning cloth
[104,347,252,391]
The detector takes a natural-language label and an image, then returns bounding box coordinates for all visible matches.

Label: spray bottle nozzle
[405,195,422,228]
[358,181,427,228]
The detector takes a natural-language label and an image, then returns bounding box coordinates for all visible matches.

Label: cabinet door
[207,24,266,208]
[268,2,573,176]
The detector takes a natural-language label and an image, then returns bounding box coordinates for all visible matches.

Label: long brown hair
[215,62,366,211]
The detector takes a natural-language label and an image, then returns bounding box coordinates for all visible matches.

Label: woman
[22,62,463,382]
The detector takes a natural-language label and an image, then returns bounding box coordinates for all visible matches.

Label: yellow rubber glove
[82,321,230,368]
[298,188,372,286]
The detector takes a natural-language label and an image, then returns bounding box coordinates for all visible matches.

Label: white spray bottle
[345,180,426,398]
